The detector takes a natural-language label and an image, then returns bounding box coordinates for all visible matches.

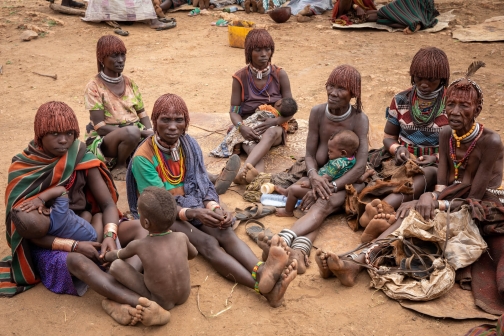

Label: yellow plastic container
[228,25,253,49]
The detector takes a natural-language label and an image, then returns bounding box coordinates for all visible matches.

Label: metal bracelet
[332,181,338,193]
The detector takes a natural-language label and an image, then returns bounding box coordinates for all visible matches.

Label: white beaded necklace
[100,71,123,84]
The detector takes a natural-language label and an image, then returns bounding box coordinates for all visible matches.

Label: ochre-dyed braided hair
[151,93,190,131]
[447,61,485,109]
[96,35,127,73]
[326,65,362,113]
[244,29,275,65]
[410,47,450,87]
[34,101,80,147]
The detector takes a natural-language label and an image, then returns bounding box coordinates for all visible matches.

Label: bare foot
[245,163,259,183]
[298,4,313,16]
[136,297,171,326]
[111,166,128,182]
[233,164,249,185]
[257,232,270,261]
[326,252,361,287]
[290,248,307,274]
[263,259,298,308]
[315,250,333,279]
[274,185,288,196]
[258,235,290,294]
[102,299,139,326]
[359,199,383,228]
[361,213,397,243]
[403,24,421,34]
[275,208,294,217]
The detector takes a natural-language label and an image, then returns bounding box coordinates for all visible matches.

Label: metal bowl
[268,7,291,24]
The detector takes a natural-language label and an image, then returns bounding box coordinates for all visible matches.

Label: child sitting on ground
[275,129,360,217]
[13,185,101,241]
[210,98,298,158]
[103,186,197,324]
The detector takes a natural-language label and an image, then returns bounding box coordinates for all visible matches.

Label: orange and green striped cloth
[1,140,117,297]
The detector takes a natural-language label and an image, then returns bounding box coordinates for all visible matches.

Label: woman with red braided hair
[84,35,154,181]
[257,65,370,275]
[229,29,293,184]
[359,47,450,243]
[2,101,172,326]
[126,93,299,308]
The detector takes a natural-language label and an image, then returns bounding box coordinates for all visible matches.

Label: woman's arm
[230,78,260,141]
[90,110,120,137]
[278,69,292,99]
[331,113,369,188]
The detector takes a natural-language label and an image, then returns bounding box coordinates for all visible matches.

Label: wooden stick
[33,72,57,80]
[49,3,86,16]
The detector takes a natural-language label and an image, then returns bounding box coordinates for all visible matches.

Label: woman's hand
[414,155,437,166]
[415,193,437,220]
[18,198,45,214]
[309,173,333,200]
[141,129,154,138]
[99,237,117,261]
[75,241,102,262]
[300,190,317,211]
[239,125,261,142]
[191,208,227,228]
[215,208,233,229]
[396,200,418,219]
[394,146,410,165]
[253,118,278,135]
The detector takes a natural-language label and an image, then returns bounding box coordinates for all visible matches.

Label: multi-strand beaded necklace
[410,86,445,127]
[449,123,484,180]
[248,65,273,97]
[152,136,185,185]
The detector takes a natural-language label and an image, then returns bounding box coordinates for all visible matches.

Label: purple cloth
[31,247,87,296]
[49,197,97,242]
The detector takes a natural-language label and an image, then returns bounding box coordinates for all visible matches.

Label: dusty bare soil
[1,0,504,334]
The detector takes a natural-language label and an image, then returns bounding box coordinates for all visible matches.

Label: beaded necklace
[100,71,123,84]
[148,230,172,237]
[152,137,185,185]
[452,122,478,148]
[249,64,271,80]
[449,123,484,180]
[410,86,445,127]
[248,67,273,97]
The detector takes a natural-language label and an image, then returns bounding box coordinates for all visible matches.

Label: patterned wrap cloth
[127,134,219,226]
[84,75,146,167]
[1,140,118,297]
[386,87,448,157]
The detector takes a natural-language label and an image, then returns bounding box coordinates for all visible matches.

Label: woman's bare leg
[242,126,283,172]
[100,126,141,174]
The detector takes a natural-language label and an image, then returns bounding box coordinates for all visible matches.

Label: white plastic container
[260,194,301,208]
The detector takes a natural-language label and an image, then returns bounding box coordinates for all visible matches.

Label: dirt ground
[1,0,504,334]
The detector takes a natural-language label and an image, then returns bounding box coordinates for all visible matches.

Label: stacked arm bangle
[103,223,118,240]
[179,208,189,221]
[52,238,75,252]
[206,201,221,211]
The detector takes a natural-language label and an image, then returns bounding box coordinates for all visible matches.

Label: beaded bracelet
[93,121,106,131]
[52,238,75,252]
[230,105,241,114]
[206,201,220,212]
[179,208,189,221]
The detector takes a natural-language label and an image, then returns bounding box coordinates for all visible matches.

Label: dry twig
[33,72,57,80]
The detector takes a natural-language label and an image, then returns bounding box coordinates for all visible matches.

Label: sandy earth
[1,0,504,334]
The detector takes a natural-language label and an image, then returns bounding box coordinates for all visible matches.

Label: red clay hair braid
[34,101,80,146]
[244,29,275,64]
[96,35,127,73]
[410,47,450,87]
[326,65,362,113]
[151,94,190,131]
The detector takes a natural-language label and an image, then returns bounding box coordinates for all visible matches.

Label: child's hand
[300,179,312,188]
[253,118,278,135]
[18,197,45,214]
[99,237,117,261]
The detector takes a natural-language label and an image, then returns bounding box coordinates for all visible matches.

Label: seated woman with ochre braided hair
[229,29,293,184]
[257,65,369,275]
[2,102,170,326]
[127,93,298,308]
[360,47,451,243]
[84,35,154,181]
